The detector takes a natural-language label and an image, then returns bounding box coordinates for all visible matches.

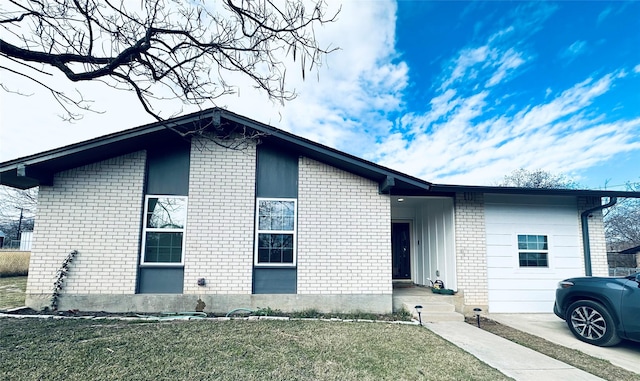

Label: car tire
[566,300,621,347]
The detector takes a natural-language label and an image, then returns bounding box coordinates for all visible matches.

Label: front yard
[0,318,511,381]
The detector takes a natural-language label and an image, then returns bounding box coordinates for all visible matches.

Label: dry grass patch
[0,251,30,277]
[0,276,27,310]
[467,317,640,381]
[0,318,513,381]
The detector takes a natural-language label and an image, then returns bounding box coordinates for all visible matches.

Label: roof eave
[429,184,640,198]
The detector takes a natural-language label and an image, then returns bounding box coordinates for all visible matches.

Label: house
[1,108,639,315]
[608,244,640,274]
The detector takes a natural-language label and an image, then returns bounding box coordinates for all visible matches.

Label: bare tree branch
[497,168,579,189]
[0,0,338,122]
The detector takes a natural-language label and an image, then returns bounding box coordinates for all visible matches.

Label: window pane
[258,249,270,263]
[541,236,548,250]
[519,252,548,267]
[146,197,187,229]
[145,232,183,263]
[257,233,294,263]
[283,249,294,263]
[258,200,295,231]
[518,234,548,250]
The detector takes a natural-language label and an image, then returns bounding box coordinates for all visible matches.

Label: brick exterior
[182,139,256,294]
[454,192,488,309]
[578,196,609,276]
[27,151,146,296]
[25,133,606,315]
[297,157,392,295]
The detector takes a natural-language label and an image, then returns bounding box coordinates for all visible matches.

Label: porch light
[473,308,482,328]
[415,305,423,326]
[397,198,404,202]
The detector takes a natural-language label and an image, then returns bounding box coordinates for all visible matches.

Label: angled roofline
[217,109,431,192]
[619,245,640,254]
[0,107,432,192]
[1,106,639,200]
[0,110,215,170]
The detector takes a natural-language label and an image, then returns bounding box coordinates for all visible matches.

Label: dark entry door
[391,222,411,279]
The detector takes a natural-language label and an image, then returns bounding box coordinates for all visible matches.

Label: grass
[0,251,30,277]
[0,318,512,381]
[0,275,27,310]
[467,317,640,381]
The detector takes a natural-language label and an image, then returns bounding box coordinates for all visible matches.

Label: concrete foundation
[26,293,393,315]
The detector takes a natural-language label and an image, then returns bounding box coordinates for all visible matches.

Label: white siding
[393,198,456,290]
[485,194,583,313]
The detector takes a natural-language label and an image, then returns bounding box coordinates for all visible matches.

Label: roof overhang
[2,107,638,201]
[429,184,640,199]
[0,111,216,189]
[0,108,431,193]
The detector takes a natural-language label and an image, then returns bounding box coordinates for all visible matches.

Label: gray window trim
[141,195,188,266]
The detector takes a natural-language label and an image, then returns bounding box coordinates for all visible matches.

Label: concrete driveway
[489,313,640,374]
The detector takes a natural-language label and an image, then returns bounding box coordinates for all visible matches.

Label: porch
[392,283,464,322]
[391,196,457,291]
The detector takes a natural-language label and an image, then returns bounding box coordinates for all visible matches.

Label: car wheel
[566,300,621,347]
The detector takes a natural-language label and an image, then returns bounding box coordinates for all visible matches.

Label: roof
[2,107,640,200]
[428,184,640,199]
[0,108,430,193]
[620,245,640,254]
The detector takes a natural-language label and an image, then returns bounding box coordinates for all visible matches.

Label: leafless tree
[497,168,579,189]
[605,181,640,251]
[0,0,338,122]
[0,185,38,242]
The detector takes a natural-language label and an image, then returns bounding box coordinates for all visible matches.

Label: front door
[392,222,411,279]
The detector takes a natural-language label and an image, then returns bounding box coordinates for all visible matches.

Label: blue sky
[1,1,639,189]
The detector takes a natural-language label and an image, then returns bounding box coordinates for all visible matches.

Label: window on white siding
[255,198,296,266]
[518,234,548,267]
[142,196,187,265]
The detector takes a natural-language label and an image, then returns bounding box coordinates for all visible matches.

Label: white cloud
[560,40,588,62]
[0,0,407,163]
[369,4,639,187]
[373,68,640,185]
[2,1,639,191]
[597,7,613,25]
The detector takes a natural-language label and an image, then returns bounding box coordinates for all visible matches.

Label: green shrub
[0,251,30,277]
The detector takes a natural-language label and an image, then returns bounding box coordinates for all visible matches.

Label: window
[518,234,548,267]
[255,198,296,266]
[141,196,187,264]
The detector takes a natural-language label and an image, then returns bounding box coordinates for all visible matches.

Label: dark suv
[554,273,640,346]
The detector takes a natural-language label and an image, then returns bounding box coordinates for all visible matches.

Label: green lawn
[0,276,27,310]
[0,318,512,381]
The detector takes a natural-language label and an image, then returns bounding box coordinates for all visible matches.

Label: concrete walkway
[425,321,605,381]
[489,313,640,374]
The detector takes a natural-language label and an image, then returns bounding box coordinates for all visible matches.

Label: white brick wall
[182,139,256,294]
[297,157,392,295]
[454,192,488,307]
[27,151,146,296]
[578,197,608,276]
